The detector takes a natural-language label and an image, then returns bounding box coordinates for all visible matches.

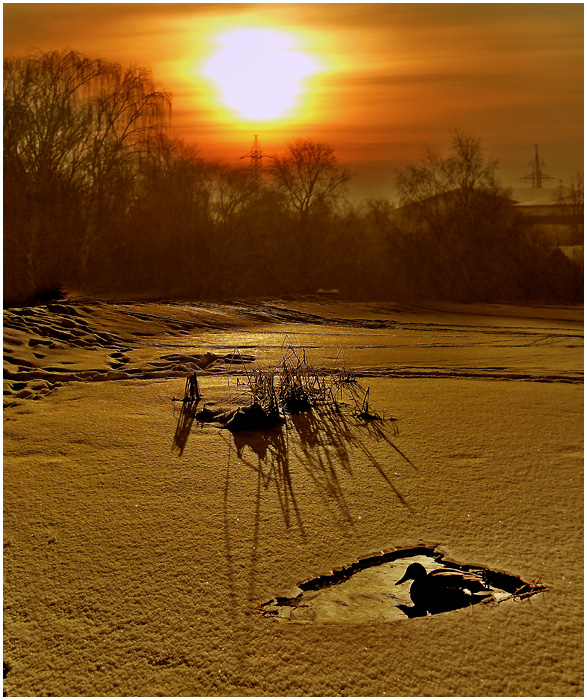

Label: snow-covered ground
[3,298,583,696]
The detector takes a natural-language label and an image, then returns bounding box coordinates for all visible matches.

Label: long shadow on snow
[227,407,414,536]
[172,401,200,456]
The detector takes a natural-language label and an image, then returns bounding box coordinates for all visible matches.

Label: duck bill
[396,573,410,586]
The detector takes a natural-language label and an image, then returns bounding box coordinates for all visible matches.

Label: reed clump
[218,337,386,431]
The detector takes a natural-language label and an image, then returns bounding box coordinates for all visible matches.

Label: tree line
[4,49,582,306]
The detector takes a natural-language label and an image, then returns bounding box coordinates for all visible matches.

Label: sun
[202,28,319,121]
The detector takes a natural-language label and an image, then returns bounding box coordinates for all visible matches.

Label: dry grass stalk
[222,337,385,430]
[178,338,387,431]
[510,577,547,602]
[183,371,201,404]
[354,387,383,421]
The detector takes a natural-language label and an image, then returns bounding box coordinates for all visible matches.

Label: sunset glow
[2,3,583,197]
[202,28,319,121]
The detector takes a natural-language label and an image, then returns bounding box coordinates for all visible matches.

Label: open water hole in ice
[260,550,535,624]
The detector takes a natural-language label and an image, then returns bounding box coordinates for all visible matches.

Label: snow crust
[3,298,583,696]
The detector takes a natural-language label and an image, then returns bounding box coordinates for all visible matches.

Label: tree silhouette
[391,131,539,301]
[394,130,500,209]
[555,173,584,244]
[4,49,170,298]
[270,139,350,291]
[3,53,574,305]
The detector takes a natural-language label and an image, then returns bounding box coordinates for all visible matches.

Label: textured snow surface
[3,298,583,696]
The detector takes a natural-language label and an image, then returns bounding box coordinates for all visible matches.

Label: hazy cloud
[3,2,583,196]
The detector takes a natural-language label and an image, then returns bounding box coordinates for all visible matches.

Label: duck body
[396,562,493,615]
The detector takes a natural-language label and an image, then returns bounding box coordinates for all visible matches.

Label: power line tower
[240,134,268,182]
[521,144,555,188]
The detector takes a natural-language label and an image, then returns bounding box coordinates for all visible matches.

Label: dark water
[260,547,543,623]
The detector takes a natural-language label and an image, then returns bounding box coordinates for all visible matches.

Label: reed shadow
[172,401,200,456]
[231,425,307,538]
[288,408,357,525]
[293,407,413,511]
[363,418,418,471]
[224,408,417,614]
[228,406,414,532]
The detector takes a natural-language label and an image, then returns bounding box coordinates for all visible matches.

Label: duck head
[395,562,428,585]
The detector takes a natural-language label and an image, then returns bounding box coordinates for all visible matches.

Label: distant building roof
[510,186,569,206]
[557,245,584,265]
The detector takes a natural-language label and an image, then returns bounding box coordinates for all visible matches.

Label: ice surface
[3,297,583,696]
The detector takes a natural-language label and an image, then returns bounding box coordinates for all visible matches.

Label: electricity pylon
[521,144,555,188]
[240,135,271,182]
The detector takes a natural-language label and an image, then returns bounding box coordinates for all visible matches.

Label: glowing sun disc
[203,28,319,120]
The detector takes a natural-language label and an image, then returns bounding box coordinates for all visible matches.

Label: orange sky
[3,3,584,199]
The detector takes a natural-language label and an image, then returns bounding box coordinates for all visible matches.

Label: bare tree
[270,139,350,290]
[443,131,501,205]
[210,163,259,229]
[391,131,528,301]
[394,130,500,209]
[270,139,350,222]
[555,173,584,244]
[127,135,214,294]
[4,50,111,296]
[4,49,171,297]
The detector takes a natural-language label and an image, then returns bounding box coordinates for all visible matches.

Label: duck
[395,562,494,616]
